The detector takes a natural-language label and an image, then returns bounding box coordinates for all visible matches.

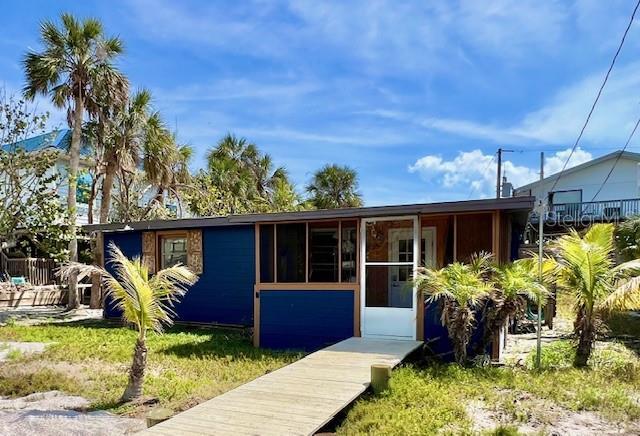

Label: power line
[548,0,640,194]
[590,113,640,201]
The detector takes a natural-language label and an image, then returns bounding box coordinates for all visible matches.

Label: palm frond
[602,276,640,312]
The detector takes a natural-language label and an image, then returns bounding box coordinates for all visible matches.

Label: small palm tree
[306,164,363,209]
[415,253,493,364]
[483,259,550,348]
[550,223,640,367]
[59,242,197,402]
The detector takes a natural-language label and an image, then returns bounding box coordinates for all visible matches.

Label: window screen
[276,223,306,282]
[341,221,357,282]
[308,222,339,282]
[260,224,275,283]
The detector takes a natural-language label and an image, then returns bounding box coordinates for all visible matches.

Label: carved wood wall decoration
[187,229,203,274]
[142,231,157,274]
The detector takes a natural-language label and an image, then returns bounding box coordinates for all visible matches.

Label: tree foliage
[187,134,303,216]
[616,216,640,262]
[483,257,550,349]
[550,223,640,366]
[415,253,494,364]
[0,94,70,260]
[306,164,362,209]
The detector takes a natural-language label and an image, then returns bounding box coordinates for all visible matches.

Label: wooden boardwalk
[141,337,422,436]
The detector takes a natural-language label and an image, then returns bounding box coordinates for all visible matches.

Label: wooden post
[146,407,173,428]
[370,364,391,393]
[89,272,101,309]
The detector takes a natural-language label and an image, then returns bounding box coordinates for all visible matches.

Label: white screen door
[361,216,419,339]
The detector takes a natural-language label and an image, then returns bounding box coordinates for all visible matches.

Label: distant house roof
[1,129,91,155]
[84,196,535,233]
[515,150,640,192]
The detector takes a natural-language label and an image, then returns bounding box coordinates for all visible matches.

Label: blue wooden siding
[102,225,255,326]
[260,290,354,351]
[423,300,490,361]
[103,231,142,319]
[179,226,254,325]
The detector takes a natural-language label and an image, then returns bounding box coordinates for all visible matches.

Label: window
[550,189,582,205]
[308,222,339,282]
[260,224,275,283]
[258,220,359,283]
[159,235,188,269]
[276,223,306,282]
[341,221,357,282]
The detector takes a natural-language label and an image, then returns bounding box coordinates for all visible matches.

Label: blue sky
[3,1,640,205]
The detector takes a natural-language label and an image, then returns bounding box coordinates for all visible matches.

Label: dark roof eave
[84,196,535,233]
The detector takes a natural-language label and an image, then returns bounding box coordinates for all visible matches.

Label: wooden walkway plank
[141,337,422,436]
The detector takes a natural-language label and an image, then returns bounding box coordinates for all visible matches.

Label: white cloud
[543,147,593,176]
[408,147,593,198]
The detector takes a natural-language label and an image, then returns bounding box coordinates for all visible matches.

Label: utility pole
[535,151,545,369]
[496,148,502,199]
[496,148,514,198]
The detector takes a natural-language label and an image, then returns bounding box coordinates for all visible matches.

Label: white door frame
[360,215,419,340]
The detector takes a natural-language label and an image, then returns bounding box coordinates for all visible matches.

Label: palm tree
[415,253,494,364]
[100,90,151,223]
[616,215,640,262]
[483,258,550,349]
[306,164,363,209]
[59,242,197,402]
[269,177,305,212]
[550,223,640,366]
[142,112,176,206]
[203,134,289,214]
[23,14,125,308]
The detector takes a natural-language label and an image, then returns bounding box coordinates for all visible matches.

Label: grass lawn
[0,319,299,416]
[336,312,640,435]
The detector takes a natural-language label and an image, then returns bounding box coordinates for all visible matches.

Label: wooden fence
[0,252,58,286]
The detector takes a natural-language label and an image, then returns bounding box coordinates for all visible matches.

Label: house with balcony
[514,150,640,233]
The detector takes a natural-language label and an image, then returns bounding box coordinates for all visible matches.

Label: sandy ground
[0,307,144,435]
[0,391,144,436]
[468,392,639,435]
[0,341,48,361]
[484,319,639,434]
[0,306,103,326]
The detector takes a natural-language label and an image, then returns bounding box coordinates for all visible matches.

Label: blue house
[86,196,533,356]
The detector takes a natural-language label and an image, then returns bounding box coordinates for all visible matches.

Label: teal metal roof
[2,129,91,155]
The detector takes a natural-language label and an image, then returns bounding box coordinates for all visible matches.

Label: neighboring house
[86,196,534,358]
[514,150,640,227]
[2,129,96,225]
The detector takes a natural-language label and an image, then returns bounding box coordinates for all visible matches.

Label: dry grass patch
[0,320,299,416]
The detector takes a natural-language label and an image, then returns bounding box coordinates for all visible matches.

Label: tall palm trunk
[121,335,147,402]
[87,175,100,224]
[100,160,117,223]
[574,307,595,367]
[67,92,83,309]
